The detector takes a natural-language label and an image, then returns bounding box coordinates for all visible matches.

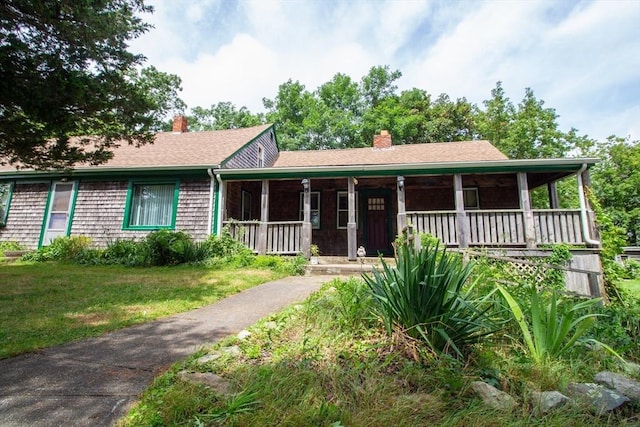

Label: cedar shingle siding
[70,179,211,247]
[0,183,49,249]
[223,129,278,169]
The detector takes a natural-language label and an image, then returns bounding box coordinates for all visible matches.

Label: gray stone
[237,330,252,340]
[195,353,221,364]
[595,371,640,402]
[565,382,630,415]
[178,371,233,395]
[223,345,242,356]
[471,381,517,411]
[530,391,570,416]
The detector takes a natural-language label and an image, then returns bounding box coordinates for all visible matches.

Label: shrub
[206,227,249,258]
[22,236,93,262]
[363,241,498,358]
[0,241,24,257]
[497,283,605,364]
[145,230,209,266]
[102,239,150,266]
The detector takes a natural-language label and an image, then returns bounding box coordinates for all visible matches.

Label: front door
[41,181,76,246]
[365,194,390,255]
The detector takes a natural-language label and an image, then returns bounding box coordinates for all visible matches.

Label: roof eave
[214,158,600,180]
[0,164,221,180]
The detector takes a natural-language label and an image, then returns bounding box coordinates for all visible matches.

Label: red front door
[366,195,389,255]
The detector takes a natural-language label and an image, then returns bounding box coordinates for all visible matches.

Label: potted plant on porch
[310,244,320,265]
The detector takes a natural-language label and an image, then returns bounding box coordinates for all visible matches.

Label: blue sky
[130,0,640,142]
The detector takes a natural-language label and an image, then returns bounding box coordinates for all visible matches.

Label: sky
[129,0,640,142]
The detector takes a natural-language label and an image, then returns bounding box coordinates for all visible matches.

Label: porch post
[548,181,559,209]
[218,178,227,235]
[453,174,469,248]
[257,179,269,255]
[397,176,406,237]
[518,172,536,248]
[347,177,357,261]
[302,179,312,258]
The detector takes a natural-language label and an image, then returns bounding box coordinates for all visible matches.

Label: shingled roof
[0,123,272,172]
[273,140,508,168]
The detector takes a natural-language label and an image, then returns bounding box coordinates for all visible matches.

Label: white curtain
[130,184,174,226]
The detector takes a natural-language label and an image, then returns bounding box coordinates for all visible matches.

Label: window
[463,187,479,209]
[241,190,251,220]
[0,182,13,226]
[299,191,320,229]
[124,181,179,229]
[257,144,264,168]
[337,191,357,229]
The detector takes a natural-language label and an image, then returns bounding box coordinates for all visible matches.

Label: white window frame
[336,191,357,229]
[299,191,320,229]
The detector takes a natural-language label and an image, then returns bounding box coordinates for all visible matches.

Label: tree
[187,102,264,132]
[0,1,184,169]
[592,137,640,245]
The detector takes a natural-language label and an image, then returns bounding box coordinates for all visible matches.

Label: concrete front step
[305,257,395,276]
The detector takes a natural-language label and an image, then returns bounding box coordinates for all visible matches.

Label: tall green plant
[363,242,497,358]
[497,284,604,363]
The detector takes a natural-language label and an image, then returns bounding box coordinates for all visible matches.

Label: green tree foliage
[186,102,264,132]
[591,137,640,246]
[0,1,185,169]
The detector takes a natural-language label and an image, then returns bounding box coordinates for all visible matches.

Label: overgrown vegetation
[363,242,497,358]
[19,229,306,274]
[120,261,640,426]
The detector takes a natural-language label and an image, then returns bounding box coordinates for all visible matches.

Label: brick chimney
[373,130,392,149]
[172,115,188,133]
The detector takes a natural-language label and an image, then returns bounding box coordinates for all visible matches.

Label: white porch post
[257,179,269,255]
[217,178,227,235]
[397,176,406,237]
[347,176,357,261]
[518,172,536,248]
[453,174,469,248]
[302,178,312,258]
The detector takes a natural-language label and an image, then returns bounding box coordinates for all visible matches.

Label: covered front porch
[215,160,600,259]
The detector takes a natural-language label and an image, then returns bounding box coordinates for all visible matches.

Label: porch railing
[532,209,583,244]
[223,221,303,254]
[407,209,586,246]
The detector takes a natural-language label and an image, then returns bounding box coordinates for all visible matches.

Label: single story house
[0,116,603,294]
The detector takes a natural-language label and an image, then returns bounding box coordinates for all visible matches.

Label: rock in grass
[471,381,517,411]
[565,382,630,415]
[595,371,640,403]
[530,391,570,416]
[178,371,232,395]
[237,330,252,340]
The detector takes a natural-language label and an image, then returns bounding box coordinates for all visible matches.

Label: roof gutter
[0,164,223,179]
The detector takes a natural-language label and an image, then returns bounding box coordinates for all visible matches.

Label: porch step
[305,257,395,276]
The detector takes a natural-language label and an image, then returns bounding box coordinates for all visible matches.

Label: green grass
[621,279,640,297]
[0,262,285,358]
[118,278,639,427]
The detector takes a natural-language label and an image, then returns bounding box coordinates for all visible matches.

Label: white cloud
[130,0,639,141]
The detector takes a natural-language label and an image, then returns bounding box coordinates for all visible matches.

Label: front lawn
[0,262,286,358]
[621,279,640,297]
